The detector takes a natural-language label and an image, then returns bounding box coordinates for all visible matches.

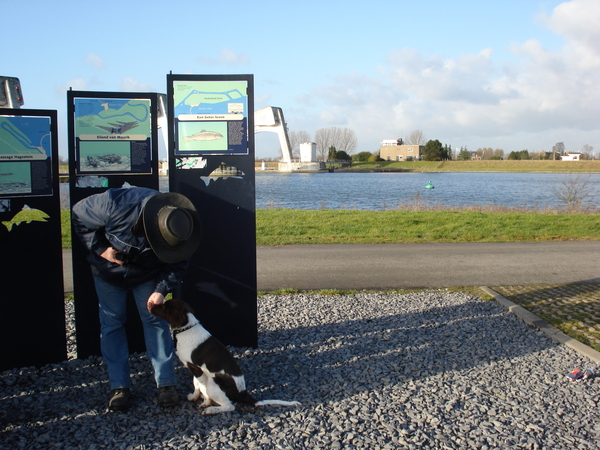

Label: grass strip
[62,209,599,248]
[255,209,600,245]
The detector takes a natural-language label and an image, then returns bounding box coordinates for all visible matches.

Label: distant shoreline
[255,159,600,174]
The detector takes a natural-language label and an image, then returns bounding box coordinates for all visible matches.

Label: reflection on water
[61,172,600,211]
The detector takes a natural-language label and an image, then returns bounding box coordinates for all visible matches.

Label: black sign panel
[67,91,159,359]
[167,74,257,347]
[0,109,66,370]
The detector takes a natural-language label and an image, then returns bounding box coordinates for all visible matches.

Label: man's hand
[100,247,124,265]
[147,292,165,312]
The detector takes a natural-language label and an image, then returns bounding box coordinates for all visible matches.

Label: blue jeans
[93,276,176,390]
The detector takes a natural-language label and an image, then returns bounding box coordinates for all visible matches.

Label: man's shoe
[158,385,179,407]
[108,388,130,411]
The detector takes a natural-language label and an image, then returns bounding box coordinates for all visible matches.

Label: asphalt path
[257,241,600,290]
[63,241,600,293]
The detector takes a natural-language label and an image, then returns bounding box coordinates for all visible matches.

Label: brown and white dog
[151,299,301,414]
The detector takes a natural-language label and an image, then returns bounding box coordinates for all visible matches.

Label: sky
[2,0,599,160]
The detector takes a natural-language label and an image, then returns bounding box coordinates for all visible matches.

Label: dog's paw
[187,393,200,402]
[202,406,219,415]
[203,405,235,415]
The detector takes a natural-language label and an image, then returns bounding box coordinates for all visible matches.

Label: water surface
[254,172,600,211]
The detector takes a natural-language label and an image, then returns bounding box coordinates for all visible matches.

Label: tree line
[281,127,596,162]
[288,127,357,161]
[506,143,595,160]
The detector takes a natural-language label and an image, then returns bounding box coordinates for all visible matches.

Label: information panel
[173,80,249,156]
[0,114,53,197]
[168,74,257,348]
[73,97,153,175]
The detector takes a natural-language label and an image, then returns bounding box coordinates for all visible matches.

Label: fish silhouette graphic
[184,130,224,142]
[2,205,49,231]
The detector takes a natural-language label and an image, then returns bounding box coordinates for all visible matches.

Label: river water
[65,172,599,211]
[253,172,600,211]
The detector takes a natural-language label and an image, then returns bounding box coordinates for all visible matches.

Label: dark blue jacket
[72,187,188,295]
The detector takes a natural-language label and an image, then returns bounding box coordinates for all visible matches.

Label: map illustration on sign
[0,116,52,196]
[74,98,152,174]
[173,81,248,156]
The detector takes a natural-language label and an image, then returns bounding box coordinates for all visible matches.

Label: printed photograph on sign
[0,162,32,195]
[178,122,228,153]
[173,80,248,156]
[74,98,152,174]
[0,114,53,197]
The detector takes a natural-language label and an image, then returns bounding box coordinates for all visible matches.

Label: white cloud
[197,47,250,65]
[301,0,600,153]
[385,48,498,105]
[541,0,600,69]
[85,53,105,70]
[120,77,154,92]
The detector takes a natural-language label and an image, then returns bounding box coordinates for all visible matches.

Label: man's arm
[71,191,112,255]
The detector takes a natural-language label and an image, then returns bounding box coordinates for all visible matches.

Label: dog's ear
[150,303,167,320]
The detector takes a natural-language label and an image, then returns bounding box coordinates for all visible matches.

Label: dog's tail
[235,391,301,408]
[255,400,302,408]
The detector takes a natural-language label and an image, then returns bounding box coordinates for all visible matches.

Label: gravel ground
[1,291,599,450]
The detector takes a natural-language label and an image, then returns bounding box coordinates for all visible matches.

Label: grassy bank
[255,209,599,245]
[339,160,600,173]
[61,208,600,248]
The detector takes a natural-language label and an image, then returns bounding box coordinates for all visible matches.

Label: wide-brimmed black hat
[142,192,202,264]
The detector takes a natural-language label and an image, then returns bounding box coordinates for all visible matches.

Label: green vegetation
[422,139,449,161]
[352,151,374,162]
[255,209,599,245]
[345,160,600,173]
[61,210,72,248]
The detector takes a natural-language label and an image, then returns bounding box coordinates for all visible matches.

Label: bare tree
[288,130,312,159]
[336,128,357,155]
[479,147,493,160]
[551,173,592,212]
[406,129,426,145]
[581,144,594,160]
[314,127,357,160]
[315,128,335,160]
[552,142,565,160]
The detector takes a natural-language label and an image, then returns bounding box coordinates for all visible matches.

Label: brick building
[379,138,423,161]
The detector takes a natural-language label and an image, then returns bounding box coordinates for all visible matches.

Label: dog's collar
[170,312,200,346]
[171,322,197,346]
[172,323,197,337]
